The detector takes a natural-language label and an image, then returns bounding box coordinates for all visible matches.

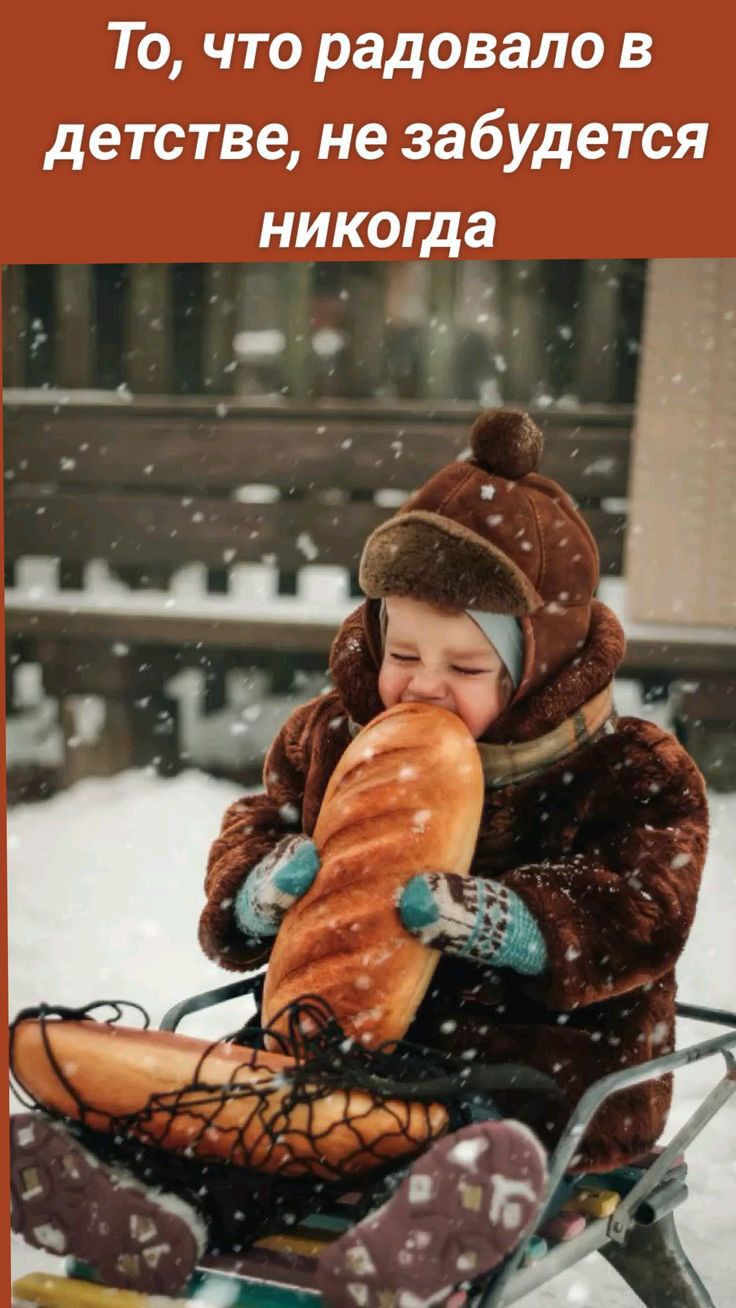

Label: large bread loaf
[262,703,484,1050]
[11,1018,448,1177]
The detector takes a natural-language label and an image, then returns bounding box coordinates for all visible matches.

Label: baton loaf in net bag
[262,703,485,1051]
[10,1015,449,1177]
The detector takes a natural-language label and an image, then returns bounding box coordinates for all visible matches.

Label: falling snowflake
[296,532,319,562]
[412,809,432,832]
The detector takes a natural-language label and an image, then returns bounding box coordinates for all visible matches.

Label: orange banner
[1,1,734,261]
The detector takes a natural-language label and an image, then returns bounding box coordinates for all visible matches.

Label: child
[11,409,708,1306]
[200,408,708,1305]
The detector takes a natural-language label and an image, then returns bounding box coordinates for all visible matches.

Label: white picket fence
[8,562,735,777]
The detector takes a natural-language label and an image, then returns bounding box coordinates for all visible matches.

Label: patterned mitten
[234,835,320,940]
[398,872,547,975]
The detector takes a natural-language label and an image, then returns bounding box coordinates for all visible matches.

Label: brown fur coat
[199,598,708,1171]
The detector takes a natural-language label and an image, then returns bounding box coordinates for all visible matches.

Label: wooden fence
[2,260,646,406]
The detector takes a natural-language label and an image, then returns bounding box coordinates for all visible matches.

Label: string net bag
[10,996,559,1250]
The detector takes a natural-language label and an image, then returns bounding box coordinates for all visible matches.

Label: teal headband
[465,610,524,689]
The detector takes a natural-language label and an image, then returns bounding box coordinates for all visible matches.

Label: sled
[12,972,736,1308]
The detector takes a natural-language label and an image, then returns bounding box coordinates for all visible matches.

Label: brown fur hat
[359,409,602,701]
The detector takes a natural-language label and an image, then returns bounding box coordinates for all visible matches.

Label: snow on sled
[10,974,736,1308]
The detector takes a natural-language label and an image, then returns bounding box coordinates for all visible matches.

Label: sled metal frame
[480,999,736,1308]
[14,981,732,1308]
[158,975,736,1308]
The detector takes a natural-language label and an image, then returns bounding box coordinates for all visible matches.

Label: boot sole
[317,1119,547,1308]
[10,1112,205,1296]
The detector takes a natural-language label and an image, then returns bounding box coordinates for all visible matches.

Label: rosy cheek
[462,678,505,736]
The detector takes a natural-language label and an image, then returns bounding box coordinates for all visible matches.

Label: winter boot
[317,1118,547,1308]
[10,1112,207,1296]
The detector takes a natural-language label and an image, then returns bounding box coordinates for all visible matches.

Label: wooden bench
[5,392,735,789]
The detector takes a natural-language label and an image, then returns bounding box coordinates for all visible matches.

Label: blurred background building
[3,258,735,799]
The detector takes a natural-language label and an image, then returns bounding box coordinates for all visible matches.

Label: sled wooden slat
[254,1233,334,1259]
[564,1186,621,1218]
[12,1272,155,1307]
[29,1265,322,1308]
[189,1274,320,1307]
[201,1246,322,1293]
[496,1216,612,1303]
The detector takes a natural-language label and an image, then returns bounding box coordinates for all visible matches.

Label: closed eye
[390,653,487,676]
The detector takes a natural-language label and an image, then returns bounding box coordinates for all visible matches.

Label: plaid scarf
[477,684,617,789]
[347,684,616,789]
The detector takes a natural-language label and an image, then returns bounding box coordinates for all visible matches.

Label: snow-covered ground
[7,758,736,1304]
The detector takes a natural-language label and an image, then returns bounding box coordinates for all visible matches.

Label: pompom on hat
[469,408,543,479]
[359,408,601,704]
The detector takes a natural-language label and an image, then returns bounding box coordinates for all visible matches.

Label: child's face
[378,596,513,740]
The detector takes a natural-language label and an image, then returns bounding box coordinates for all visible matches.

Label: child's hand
[397,871,547,976]
[234,836,320,941]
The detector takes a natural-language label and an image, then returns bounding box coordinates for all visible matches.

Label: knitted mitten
[234,835,320,940]
[398,872,547,975]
